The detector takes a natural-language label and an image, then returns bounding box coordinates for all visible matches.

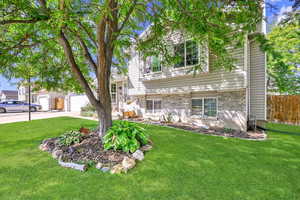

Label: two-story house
[112,21,266,131]
[0,90,18,102]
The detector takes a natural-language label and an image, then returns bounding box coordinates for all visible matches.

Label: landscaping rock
[39,138,57,152]
[100,167,110,173]
[52,149,63,160]
[39,143,48,152]
[96,162,103,169]
[58,160,87,171]
[122,156,136,171]
[111,164,124,174]
[132,150,144,161]
[108,153,124,162]
[140,144,152,152]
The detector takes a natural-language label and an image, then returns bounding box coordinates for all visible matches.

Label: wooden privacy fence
[268,95,300,124]
[54,98,64,110]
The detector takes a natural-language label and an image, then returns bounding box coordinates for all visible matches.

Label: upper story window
[174,40,199,68]
[111,83,116,103]
[145,56,162,73]
[150,56,162,72]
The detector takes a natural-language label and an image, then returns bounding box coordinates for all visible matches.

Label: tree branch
[66,27,98,74]
[117,0,138,34]
[76,20,98,48]
[59,30,102,108]
[0,19,41,25]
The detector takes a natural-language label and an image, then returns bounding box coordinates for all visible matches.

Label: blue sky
[0,0,294,91]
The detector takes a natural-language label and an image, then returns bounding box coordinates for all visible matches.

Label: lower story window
[146,99,162,113]
[191,99,203,116]
[192,98,217,117]
[204,98,217,117]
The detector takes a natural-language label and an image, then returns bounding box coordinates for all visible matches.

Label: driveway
[0,111,83,124]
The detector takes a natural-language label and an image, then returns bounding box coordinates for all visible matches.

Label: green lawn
[0,117,300,200]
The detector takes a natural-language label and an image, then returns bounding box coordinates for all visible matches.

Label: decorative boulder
[96,162,103,169]
[52,149,63,160]
[132,150,144,161]
[39,138,57,152]
[111,164,124,174]
[122,156,136,171]
[39,143,48,152]
[58,161,87,172]
[100,167,110,173]
[140,145,152,152]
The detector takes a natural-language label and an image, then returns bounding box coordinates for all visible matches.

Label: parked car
[0,100,42,113]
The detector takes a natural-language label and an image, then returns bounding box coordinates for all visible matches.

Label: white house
[0,90,18,102]
[18,84,66,111]
[110,20,266,131]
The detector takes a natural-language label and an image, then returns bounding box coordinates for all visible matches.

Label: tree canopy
[267,12,300,94]
[0,1,264,87]
[0,0,264,135]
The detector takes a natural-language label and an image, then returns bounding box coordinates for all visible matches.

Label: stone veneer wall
[133,90,247,131]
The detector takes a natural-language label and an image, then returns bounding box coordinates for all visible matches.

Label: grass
[0,117,300,200]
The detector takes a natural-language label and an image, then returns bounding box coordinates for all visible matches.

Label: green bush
[81,111,95,117]
[80,104,96,112]
[103,121,149,153]
[59,130,83,146]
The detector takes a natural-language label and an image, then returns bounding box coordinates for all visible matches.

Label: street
[0,111,82,124]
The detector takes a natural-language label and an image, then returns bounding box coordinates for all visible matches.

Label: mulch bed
[128,118,267,140]
[41,132,130,167]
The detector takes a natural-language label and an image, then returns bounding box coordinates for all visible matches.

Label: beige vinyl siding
[209,47,245,71]
[128,51,145,96]
[143,70,246,94]
[249,41,266,120]
[128,43,246,96]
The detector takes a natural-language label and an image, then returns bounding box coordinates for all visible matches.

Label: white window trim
[146,99,162,114]
[191,97,218,119]
[173,40,201,70]
[145,56,163,75]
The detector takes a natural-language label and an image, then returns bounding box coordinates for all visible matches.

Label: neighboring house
[18,84,66,111]
[111,21,267,131]
[65,94,90,112]
[0,90,18,101]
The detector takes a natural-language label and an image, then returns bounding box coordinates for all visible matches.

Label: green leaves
[103,121,149,153]
[58,130,83,146]
[266,16,300,94]
[137,0,263,72]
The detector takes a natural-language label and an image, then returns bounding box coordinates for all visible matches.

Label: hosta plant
[103,121,149,153]
[59,130,83,146]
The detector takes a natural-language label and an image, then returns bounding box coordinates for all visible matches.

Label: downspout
[244,35,250,130]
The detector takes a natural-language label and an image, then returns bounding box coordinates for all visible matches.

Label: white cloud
[277,5,293,23]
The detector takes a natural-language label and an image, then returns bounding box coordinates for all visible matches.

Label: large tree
[267,12,300,94]
[0,0,264,137]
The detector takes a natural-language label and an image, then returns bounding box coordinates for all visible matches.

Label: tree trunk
[96,103,112,138]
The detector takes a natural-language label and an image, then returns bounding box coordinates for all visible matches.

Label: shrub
[103,121,149,153]
[59,130,83,146]
[80,104,96,112]
[223,127,234,133]
[80,104,96,117]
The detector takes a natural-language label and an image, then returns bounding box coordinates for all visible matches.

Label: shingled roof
[0,90,18,99]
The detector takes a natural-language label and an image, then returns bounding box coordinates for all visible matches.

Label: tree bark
[59,29,112,137]
[96,103,112,137]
